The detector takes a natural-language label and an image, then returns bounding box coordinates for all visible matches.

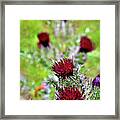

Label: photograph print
[20,20,100,100]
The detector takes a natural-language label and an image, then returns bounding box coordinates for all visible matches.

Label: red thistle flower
[56,87,84,100]
[37,32,50,48]
[79,36,94,53]
[52,58,74,78]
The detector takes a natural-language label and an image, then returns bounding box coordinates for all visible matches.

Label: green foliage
[89,87,100,100]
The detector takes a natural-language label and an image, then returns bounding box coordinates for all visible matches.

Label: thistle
[37,32,50,48]
[79,36,94,53]
[52,58,74,78]
[56,87,84,100]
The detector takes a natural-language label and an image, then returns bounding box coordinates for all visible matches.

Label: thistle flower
[37,32,50,48]
[52,58,74,78]
[92,74,100,88]
[56,87,84,100]
[79,36,94,53]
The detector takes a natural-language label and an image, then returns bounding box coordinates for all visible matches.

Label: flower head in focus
[52,58,74,78]
[56,87,84,100]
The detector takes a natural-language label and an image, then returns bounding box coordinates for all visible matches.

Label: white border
[5,5,115,115]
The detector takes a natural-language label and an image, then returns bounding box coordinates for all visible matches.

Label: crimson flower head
[37,32,50,48]
[52,58,74,78]
[79,36,94,53]
[56,87,84,100]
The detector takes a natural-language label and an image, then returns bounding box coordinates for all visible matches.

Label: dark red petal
[37,32,50,48]
[80,36,94,52]
[57,87,84,100]
[52,58,74,78]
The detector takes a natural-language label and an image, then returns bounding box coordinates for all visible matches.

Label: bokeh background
[20,20,100,100]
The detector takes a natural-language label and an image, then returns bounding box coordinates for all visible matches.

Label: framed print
[0,0,120,119]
